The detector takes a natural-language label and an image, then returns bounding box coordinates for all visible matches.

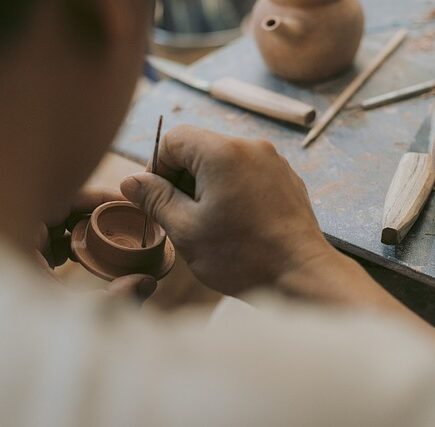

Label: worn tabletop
[115,0,435,287]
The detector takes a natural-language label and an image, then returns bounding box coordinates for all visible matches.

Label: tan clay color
[252,0,364,82]
[71,202,175,281]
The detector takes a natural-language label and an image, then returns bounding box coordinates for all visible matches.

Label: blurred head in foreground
[0,1,154,246]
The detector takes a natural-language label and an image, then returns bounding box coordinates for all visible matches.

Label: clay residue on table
[407,29,435,52]
[424,8,435,22]
[394,141,409,151]
[299,157,322,173]
[337,108,366,127]
[311,181,345,200]
[172,104,183,113]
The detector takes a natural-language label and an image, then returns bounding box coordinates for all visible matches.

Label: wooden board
[115,0,435,287]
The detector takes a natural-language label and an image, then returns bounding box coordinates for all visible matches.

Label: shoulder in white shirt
[0,240,433,427]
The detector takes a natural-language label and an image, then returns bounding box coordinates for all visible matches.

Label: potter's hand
[36,187,157,303]
[119,126,434,337]
[121,125,330,296]
[37,187,125,269]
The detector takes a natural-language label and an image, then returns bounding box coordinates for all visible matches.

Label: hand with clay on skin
[36,187,157,304]
[121,125,432,333]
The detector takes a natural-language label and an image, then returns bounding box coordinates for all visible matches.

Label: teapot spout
[261,15,305,39]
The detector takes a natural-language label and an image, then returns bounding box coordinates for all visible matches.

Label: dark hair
[63,1,106,49]
[0,1,105,49]
[0,1,36,43]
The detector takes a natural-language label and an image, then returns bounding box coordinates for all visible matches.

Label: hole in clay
[262,16,280,32]
[97,206,161,249]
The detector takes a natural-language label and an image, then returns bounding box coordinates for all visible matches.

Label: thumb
[121,173,194,231]
[107,274,157,304]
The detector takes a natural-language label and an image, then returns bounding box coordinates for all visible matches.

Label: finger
[66,213,88,233]
[107,274,157,304]
[120,173,195,231]
[175,170,196,198]
[157,125,232,179]
[37,223,57,269]
[150,156,195,198]
[71,186,126,215]
[49,224,67,240]
[34,251,54,273]
[50,235,71,268]
[36,223,50,253]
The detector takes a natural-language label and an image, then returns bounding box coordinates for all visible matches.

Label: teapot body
[253,0,364,82]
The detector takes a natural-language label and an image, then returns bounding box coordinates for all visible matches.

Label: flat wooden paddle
[381,105,435,245]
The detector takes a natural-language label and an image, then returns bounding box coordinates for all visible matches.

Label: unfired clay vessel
[71,202,175,282]
[252,0,364,82]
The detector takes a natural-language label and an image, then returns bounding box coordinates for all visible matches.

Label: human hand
[121,125,333,296]
[36,186,157,303]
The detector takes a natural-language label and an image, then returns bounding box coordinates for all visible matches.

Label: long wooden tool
[148,55,316,127]
[349,78,435,111]
[381,105,435,245]
[303,29,408,148]
[141,115,163,248]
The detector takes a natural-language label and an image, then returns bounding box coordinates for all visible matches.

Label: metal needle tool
[347,79,435,111]
[141,115,164,248]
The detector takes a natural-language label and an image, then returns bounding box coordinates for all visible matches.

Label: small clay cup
[71,202,175,281]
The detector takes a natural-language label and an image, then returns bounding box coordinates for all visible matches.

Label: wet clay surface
[115,0,435,287]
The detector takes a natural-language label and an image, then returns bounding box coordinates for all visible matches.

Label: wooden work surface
[115,0,435,287]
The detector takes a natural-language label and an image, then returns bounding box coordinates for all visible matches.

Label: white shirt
[0,240,434,427]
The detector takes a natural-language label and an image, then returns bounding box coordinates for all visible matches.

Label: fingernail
[121,177,142,204]
[134,278,157,302]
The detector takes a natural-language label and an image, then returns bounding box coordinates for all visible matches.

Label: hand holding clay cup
[37,187,130,269]
[37,187,160,303]
[121,125,335,297]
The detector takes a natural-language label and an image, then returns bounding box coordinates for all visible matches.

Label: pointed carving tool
[141,115,163,248]
[148,55,316,127]
[381,105,435,245]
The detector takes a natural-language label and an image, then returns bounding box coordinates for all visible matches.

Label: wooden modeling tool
[148,55,316,127]
[381,105,435,245]
[303,29,408,148]
[347,79,435,111]
[141,115,163,248]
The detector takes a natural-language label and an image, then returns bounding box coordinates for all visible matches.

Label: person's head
[0,1,154,244]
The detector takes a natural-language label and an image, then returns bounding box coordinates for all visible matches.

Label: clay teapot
[252,0,364,82]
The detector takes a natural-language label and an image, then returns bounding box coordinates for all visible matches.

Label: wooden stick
[349,79,435,111]
[303,29,408,148]
[141,115,163,248]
